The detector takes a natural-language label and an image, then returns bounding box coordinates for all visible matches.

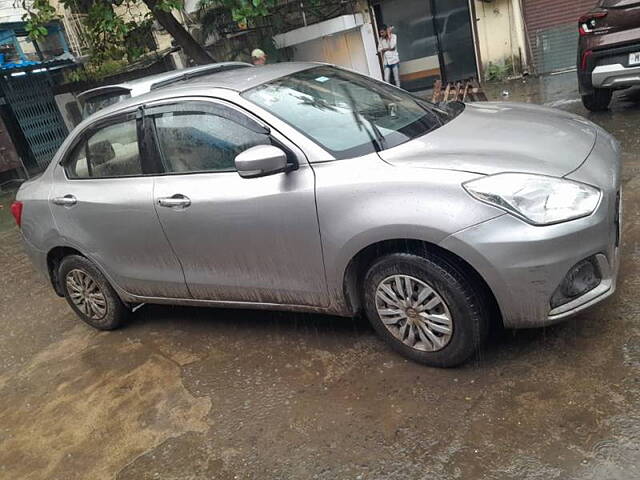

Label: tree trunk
[143,0,214,65]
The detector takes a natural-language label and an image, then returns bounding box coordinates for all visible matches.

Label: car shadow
[124,303,602,369]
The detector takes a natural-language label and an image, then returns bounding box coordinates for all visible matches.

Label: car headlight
[463,173,601,226]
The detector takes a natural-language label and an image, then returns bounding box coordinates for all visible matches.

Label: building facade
[473,0,529,78]
[522,0,598,74]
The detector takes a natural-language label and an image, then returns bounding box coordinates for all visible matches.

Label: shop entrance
[372,0,478,91]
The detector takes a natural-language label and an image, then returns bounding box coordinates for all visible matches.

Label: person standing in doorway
[251,49,267,65]
[378,25,400,87]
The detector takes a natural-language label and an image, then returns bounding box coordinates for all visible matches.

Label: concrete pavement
[1,75,639,479]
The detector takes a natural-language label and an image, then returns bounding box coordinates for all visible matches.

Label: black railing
[216,0,360,36]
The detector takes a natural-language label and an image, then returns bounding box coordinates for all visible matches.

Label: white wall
[473,0,528,75]
[275,14,382,80]
[289,28,381,79]
[0,1,26,24]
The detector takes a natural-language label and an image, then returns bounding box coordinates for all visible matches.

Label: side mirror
[235,145,289,179]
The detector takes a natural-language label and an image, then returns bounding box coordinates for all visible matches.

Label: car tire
[59,255,128,330]
[582,88,612,112]
[362,253,490,368]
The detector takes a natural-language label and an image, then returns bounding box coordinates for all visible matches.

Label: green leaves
[155,0,183,13]
[21,0,58,40]
[199,0,277,25]
[24,22,49,40]
[22,0,215,79]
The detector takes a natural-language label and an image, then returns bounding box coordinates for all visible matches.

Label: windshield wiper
[340,85,385,153]
[366,120,387,151]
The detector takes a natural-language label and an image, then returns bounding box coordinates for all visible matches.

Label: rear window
[82,91,131,118]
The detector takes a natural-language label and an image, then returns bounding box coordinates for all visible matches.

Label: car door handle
[158,194,191,209]
[52,195,77,207]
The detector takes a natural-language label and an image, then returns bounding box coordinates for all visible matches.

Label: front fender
[311,156,504,312]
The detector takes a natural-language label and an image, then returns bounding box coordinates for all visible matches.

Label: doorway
[372,0,478,91]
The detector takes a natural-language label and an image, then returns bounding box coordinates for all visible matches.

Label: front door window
[152,110,271,174]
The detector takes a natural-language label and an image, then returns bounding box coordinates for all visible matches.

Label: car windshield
[243,66,457,159]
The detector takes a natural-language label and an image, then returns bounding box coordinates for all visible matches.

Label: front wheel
[363,253,490,367]
[59,255,128,330]
[582,88,612,112]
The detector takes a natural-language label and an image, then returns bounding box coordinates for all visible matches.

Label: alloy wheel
[65,268,108,320]
[375,274,453,352]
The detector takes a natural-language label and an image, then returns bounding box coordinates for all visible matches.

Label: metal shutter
[523,0,599,73]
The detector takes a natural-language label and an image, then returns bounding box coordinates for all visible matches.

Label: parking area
[1,74,640,480]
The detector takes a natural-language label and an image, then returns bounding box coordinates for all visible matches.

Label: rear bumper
[21,234,48,278]
[579,42,640,93]
[592,63,640,88]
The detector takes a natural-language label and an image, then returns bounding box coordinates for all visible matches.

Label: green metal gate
[0,71,68,171]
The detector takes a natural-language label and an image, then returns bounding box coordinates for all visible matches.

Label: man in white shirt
[378,25,400,87]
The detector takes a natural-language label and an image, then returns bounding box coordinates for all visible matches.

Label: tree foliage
[198,0,278,24]
[20,0,213,78]
[21,0,58,39]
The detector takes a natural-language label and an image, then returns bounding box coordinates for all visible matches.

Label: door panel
[153,166,327,306]
[433,0,477,82]
[50,113,189,299]
[148,101,328,306]
[51,167,190,298]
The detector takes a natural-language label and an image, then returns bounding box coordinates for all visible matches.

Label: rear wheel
[582,88,612,112]
[59,255,128,330]
[362,253,489,367]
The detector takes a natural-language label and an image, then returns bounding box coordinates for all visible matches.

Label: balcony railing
[61,11,89,57]
[216,0,360,36]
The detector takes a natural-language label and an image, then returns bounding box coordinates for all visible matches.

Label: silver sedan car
[13,63,621,367]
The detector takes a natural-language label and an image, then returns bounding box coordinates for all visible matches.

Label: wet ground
[1,73,640,479]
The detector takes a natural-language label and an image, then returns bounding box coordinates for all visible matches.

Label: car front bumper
[546,251,618,322]
[440,130,621,329]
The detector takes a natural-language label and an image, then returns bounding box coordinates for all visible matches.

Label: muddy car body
[13,63,622,367]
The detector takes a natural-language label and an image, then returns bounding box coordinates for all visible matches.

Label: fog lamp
[550,257,602,308]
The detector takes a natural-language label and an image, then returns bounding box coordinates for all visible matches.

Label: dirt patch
[0,326,211,480]
[0,190,17,233]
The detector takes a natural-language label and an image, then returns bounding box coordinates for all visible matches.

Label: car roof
[78,62,321,126]
[77,62,253,101]
[177,62,319,92]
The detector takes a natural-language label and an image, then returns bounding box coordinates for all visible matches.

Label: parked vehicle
[13,63,622,367]
[77,62,252,118]
[578,0,640,111]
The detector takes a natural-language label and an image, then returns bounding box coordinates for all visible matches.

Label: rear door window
[66,117,143,179]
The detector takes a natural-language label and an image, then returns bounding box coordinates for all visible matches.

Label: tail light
[10,201,23,228]
[579,11,608,36]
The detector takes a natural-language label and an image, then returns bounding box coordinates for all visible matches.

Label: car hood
[379,102,598,177]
